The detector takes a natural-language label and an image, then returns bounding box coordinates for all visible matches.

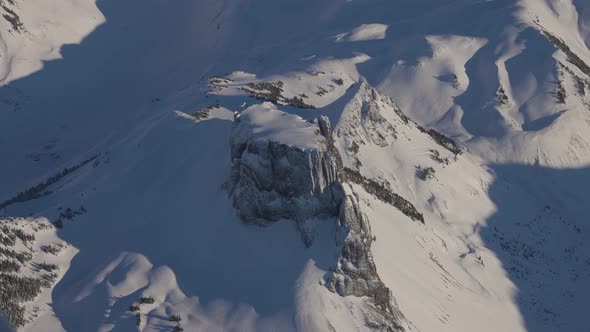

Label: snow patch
[335,23,388,42]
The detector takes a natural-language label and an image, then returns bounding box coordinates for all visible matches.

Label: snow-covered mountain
[1,0,589,331]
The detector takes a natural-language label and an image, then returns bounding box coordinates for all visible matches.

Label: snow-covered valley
[1,0,590,331]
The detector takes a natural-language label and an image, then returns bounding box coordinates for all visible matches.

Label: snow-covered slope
[1,0,590,331]
[0,0,102,83]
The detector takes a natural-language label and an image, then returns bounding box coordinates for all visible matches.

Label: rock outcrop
[227,105,342,245]
[227,104,405,330]
[329,193,405,331]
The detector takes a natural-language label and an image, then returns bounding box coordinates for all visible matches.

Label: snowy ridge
[0,0,102,83]
[1,0,590,331]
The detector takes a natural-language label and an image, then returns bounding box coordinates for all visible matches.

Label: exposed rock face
[227,106,405,330]
[320,117,405,331]
[227,107,342,245]
[343,167,425,224]
[228,139,343,245]
[329,193,405,331]
[336,83,400,149]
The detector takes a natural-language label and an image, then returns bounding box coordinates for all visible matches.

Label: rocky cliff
[227,104,406,331]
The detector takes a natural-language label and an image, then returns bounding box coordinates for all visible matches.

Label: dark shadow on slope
[504,27,562,131]
[572,0,590,49]
[481,164,590,332]
[0,0,231,199]
[452,42,507,138]
[350,0,522,137]
[0,0,341,329]
[1,0,488,199]
[521,110,566,132]
[3,114,339,331]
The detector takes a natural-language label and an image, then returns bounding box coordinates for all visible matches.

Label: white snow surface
[233,103,324,149]
[335,24,388,42]
[1,0,590,331]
